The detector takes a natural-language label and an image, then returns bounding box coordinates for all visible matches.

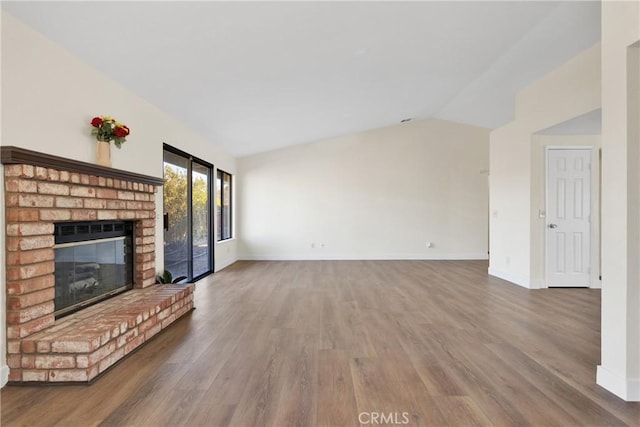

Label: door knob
[548,223,558,229]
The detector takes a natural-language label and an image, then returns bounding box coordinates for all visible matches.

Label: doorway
[545,147,592,287]
[163,145,214,281]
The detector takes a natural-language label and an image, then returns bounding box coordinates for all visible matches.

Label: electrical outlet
[426,242,434,248]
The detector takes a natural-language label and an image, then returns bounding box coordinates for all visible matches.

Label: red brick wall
[4,163,158,344]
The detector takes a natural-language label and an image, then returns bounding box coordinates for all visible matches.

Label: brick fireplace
[1,146,194,383]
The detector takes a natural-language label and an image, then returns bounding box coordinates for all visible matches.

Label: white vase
[96,141,112,167]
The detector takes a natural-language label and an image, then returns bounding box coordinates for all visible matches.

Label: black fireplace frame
[53,220,136,318]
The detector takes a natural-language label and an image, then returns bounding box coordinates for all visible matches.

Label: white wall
[489,44,601,288]
[597,0,640,402]
[238,118,489,260]
[0,12,237,387]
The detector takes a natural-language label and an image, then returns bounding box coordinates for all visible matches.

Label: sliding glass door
[191,162,211,277]
[163,150,189,279]
[163,145,213,281]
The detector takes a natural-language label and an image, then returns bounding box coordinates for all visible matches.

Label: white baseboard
[1,365,8,388]
[487,267,531,288]
[240,252,489,261]
[597,365,640,401]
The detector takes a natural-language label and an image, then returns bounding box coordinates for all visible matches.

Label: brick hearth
[9,284,194,383]
[2,147,195,383]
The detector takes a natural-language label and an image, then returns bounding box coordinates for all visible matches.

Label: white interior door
[546,148,591,287]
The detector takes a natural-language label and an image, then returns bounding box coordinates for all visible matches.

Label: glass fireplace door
[53,221,134,318]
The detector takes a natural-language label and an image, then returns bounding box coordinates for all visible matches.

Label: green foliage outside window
[163,165,188,245]
[164,165,209,245]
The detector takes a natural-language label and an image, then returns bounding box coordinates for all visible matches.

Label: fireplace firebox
[53,221,134,318]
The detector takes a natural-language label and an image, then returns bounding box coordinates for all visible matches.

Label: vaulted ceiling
[2,1,601,157]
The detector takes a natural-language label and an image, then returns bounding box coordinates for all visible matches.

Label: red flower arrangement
[90,115,130,148]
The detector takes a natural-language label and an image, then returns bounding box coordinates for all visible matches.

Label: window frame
[217,169,233,241]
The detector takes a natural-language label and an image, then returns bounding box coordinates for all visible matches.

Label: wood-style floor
[2,260,639,426]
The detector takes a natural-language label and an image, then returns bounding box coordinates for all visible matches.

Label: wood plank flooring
[2,260,639,426]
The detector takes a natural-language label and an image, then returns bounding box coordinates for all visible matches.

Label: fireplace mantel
[1,146,165,186]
